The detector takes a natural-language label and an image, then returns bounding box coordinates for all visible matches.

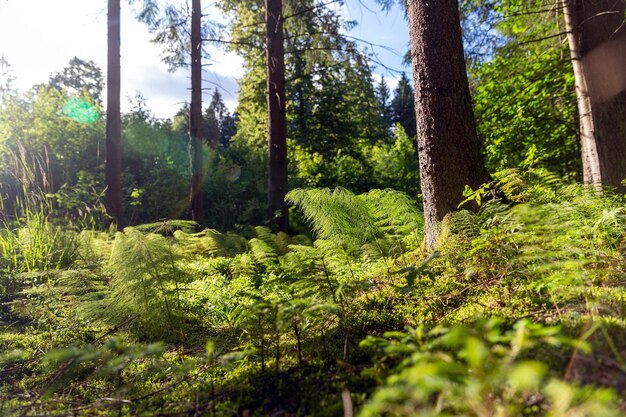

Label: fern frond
[287,188,379,252]
[494,168,529,202]
[275,232,292,255]
[75,230,113,268]
[288,187,426,261]
[444,210,481,238]
[280,244,324,284]
[249,238,279,271]
[79,227,190,341]
[229,253,259,281]
[531,168,564,188]
[252,226,284,255]
[173,229,247,258]
[135,219,197,234]
[360,189,424,250]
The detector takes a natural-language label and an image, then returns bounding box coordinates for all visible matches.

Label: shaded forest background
[0,0,596,232]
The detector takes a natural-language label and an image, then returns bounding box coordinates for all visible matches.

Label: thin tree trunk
[562,0,603,187]
[565,0,626,190]
[189,0,204,228]
[266,0,289,233]
[405,0,490,248]
[106,0,124,230]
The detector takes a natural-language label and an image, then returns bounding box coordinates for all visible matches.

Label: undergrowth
[1,170,626,416]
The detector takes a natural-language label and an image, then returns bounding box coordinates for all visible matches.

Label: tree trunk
[563,0,626,190]
[405,0,490,248]
[562,0,605,187]
[189,0,205,228]
[106,0,124,230]
[266,0,289,232]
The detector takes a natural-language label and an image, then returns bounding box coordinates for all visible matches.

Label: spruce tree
[189,0,205,227]
[265,0,289,232]
[220,113,237,148]
[205,89,228,147]
[406,0,490,248]
[376,75,392,130]
[390,73,417,138]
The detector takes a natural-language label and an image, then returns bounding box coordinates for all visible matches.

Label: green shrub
[359,319,620,417]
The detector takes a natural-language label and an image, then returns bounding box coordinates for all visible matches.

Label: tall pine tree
[132,0,214,227]
[189,0,204,227]
[376,75,392,131]
[265,0,289,232]
[390,73,416,138]
[106,0,123,229]
[406,0,490,247]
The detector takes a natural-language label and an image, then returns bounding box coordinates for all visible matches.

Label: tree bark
[562,0,601,186]
[563,0,626,190]
[189,0,205,228]
[266,0,289,232]
[405,0,491,248]
[106,0,124,230]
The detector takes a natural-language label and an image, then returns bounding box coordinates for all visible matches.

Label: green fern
[361,189,424,252]
[287,187,424,258]
[287,188,380,251]
[431,170,626,324]
[249,237,279,272]
[78,227,190,341]
[134,219,197,234]
[494,168,529,202]
[173,228,248,258]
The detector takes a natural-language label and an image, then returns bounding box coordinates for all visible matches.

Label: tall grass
[0,145,77,274]
[0,197,77,272]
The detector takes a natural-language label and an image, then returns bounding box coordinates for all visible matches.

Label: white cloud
[0,0,242,119]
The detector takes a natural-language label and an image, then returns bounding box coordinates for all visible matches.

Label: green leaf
[463,336,488,370]
[205,340,215,362]
[508,361,547,392]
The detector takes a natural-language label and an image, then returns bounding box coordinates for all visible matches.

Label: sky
[0,0,410,120]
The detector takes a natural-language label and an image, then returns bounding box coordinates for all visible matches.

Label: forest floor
[1,175,626,416]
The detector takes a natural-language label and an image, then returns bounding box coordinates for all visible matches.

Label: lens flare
[62,97,100,124]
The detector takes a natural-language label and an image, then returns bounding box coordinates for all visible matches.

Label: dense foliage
[464,0,581,177]
[1,174,626,415]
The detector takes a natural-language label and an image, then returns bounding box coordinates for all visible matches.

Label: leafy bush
[360,319,619,417]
